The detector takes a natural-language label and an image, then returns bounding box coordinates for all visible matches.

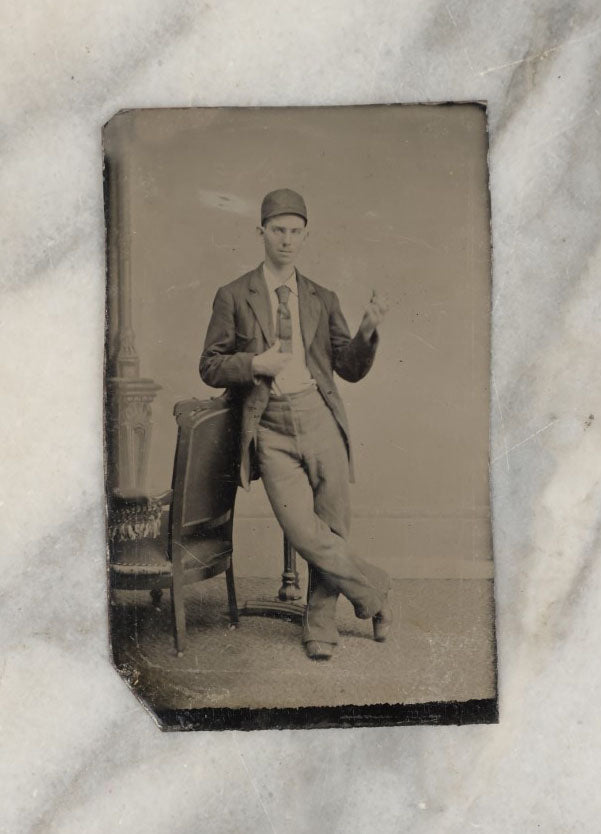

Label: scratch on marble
[491,419,556,465]
[233,735,278,834]
[529,110,600,150]
[445,4,476,73]
[479,25,601,76]
[367,33,386,98]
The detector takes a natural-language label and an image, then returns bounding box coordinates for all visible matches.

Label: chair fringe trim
[109,498,163,542]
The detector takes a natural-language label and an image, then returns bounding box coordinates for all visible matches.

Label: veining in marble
[1,1,601,831]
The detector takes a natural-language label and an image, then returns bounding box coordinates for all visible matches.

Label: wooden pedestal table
[239,535,312,623]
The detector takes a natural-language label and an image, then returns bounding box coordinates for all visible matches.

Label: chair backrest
[170,398,240,540]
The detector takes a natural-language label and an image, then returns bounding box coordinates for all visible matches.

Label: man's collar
[262,262,298,294]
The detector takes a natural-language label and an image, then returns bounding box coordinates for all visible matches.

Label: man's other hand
[359,289,390,340]
[252,340,292,378]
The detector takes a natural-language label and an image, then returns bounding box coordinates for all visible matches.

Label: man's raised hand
[359,289,390,340]
[251,340,292,378]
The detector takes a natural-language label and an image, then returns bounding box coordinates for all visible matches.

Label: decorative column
[105,151,160,497]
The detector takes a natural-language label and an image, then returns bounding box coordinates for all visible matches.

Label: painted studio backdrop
[104,104,492,587]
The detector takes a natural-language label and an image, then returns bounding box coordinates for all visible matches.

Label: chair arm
[112,488,171,505]
[155,489,173,506]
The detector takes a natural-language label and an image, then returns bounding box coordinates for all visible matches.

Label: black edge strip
[153,698,498,732]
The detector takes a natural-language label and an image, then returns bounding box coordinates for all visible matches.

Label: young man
[200,188,391,660]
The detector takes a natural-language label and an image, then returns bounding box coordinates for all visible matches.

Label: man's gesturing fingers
[363,290,390,329]
[370,289,390,317]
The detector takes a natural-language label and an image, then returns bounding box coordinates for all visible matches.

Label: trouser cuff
[354,589,389,620]
[302,618,339,645]
[302,631,339,645]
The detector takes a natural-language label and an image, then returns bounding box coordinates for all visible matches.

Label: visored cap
[261,189,307,225]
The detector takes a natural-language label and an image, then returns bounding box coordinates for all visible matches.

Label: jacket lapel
[297,272,321,351]
[247,266,274,346]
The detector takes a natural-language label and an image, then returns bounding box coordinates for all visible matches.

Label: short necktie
[275,284,292,353]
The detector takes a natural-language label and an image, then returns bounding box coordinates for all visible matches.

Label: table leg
[239,534,306,622]
[278,536,302,601]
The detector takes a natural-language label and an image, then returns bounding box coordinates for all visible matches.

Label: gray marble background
[2,1,600,831]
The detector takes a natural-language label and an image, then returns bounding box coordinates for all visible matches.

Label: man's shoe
[305,641,334,660]
[372,601,393,642]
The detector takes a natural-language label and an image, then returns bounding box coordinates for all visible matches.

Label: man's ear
[256,225,265,240]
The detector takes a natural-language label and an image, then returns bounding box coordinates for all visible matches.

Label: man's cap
[261,189,307,225]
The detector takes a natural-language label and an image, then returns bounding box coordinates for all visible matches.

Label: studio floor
[110,577,497,714]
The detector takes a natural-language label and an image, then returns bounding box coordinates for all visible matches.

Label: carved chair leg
[225,561,239,627]
[150,588,163,609]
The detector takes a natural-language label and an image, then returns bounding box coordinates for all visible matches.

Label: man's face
[260,214,308,268]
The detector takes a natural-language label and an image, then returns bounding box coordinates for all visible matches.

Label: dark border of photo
[153,697,498,732]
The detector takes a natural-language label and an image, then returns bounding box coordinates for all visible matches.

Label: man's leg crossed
[256,397,389,644]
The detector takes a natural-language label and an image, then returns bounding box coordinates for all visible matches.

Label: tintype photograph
[103,104,496,730]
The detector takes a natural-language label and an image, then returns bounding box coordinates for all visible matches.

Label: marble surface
[2,1,601,831]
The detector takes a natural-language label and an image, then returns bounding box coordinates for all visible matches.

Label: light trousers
[256,386,390,644]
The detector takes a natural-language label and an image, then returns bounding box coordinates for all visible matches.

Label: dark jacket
[200,265,378,489]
